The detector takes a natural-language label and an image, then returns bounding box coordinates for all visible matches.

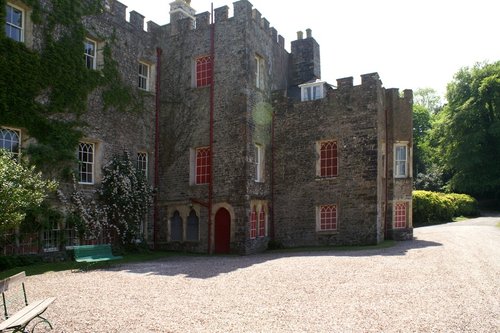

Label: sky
[118,0,500,98]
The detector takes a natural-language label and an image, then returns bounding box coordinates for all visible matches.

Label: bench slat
[0,272,26,293]
[73,244,122,263]
[0,297,56,331]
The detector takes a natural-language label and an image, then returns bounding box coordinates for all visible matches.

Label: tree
[439,61,500,199]
[412,104,432,176]
[413,87,443,114]
[98,152,153,244]
[0,150,57,232]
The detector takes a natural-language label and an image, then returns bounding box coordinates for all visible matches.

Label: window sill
[316,230,338,235]
[315,176,338,181]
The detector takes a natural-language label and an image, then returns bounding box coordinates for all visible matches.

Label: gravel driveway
[26,216,500,332]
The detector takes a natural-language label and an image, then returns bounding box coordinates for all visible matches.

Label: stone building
[1,0,413,255]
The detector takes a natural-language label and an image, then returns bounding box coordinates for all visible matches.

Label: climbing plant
[0,0,145,176]
[97,152,153,244]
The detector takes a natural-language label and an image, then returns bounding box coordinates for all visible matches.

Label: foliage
[0,0,145,175]
[0,0,103,173]
[98,152,153,244]
[413,190,479,226]
[436,62,500,199]
[0,254,42,272]
[446,193,479,217]
[413,87,443,114]
[22,202,64,233]
[414,164,445,192]
[0,150,58,233]
[412,104,432,176]
[60,152,153,246]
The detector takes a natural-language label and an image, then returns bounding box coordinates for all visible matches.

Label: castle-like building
[1,0,413,255]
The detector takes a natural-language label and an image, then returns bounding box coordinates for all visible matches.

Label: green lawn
[0,251,178,280]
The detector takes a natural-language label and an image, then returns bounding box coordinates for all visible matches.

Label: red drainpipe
[384,105,389,240]
[270,110,276,240]
[153,47,162,250]
[207,4,215,254]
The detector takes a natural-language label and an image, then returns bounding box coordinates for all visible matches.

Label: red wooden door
[214,208,231,254]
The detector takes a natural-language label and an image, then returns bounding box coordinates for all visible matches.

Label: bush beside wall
[413,191,479,226]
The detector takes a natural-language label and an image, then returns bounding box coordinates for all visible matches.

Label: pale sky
[119,0,500,99]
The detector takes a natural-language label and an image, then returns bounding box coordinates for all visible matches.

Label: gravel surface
[26,216,500,332]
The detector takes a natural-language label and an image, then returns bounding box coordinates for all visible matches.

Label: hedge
[413,191,479,226]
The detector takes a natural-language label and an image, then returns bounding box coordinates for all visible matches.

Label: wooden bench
[0,272,56,333]
[73,244,123,270]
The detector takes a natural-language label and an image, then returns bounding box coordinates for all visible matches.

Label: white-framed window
[0,127,21,158]
[316,204,338,232]
[138,62,150,91]
[394,144,408,178]
[137,152,148,178]
[5,3,24,42]
[78,142,95,184]
[255,144,264,182]
[84,38,97,70]
[300,81,325,101]
[255,55,264,89]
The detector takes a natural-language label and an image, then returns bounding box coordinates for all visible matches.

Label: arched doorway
[214,208,231,254]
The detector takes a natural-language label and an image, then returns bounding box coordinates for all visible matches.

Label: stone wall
[273,74,384,247]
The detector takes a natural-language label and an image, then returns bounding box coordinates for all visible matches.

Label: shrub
[0,255,42,271]
[413,191,479,226]
[446,193,479,217]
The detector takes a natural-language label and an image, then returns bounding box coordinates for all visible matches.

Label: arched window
[319,140,338,178]
[258,207,266,237]
[319,205,337,231]
[170,211,183,241]
[249,206,257,239]
[0,128,21,158]
[186,209,199,241]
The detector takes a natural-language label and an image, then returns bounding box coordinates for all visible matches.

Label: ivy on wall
[0,0,144,176]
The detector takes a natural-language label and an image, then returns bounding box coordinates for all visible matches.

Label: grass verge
[0,251,178,280]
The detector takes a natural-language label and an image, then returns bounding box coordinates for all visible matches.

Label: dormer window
[299,80,325,101]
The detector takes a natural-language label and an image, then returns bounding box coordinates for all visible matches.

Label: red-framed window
[195,147,210,185]
[394,202,407,229]
[258,207,265,237]
[196,56,212,87]
[250,207,257,239]
[319,205,337,231]
[319,140,338,178]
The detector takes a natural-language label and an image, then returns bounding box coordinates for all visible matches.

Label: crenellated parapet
[103,0,160,33]
[167,0,286,50]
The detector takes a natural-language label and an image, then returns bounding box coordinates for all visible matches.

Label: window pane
[195,147,210,184]
[186,210,199,241]
[320,141,338,177]
[196,56,212,87]
[170,211,183,241]
[0,128,20,156]
[250,207,257,239]
[319,205,337,231]
[258,208,265,237]
[78,142,94,183]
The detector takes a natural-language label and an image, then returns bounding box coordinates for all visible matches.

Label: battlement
[168,0,285,49]
[335,73,381,90]
[106,0,160,33]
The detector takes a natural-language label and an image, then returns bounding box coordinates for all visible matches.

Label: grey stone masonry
[3,0,413,254]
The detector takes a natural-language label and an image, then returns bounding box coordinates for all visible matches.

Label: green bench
[73,244,123,270]
[0,272,56,333]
